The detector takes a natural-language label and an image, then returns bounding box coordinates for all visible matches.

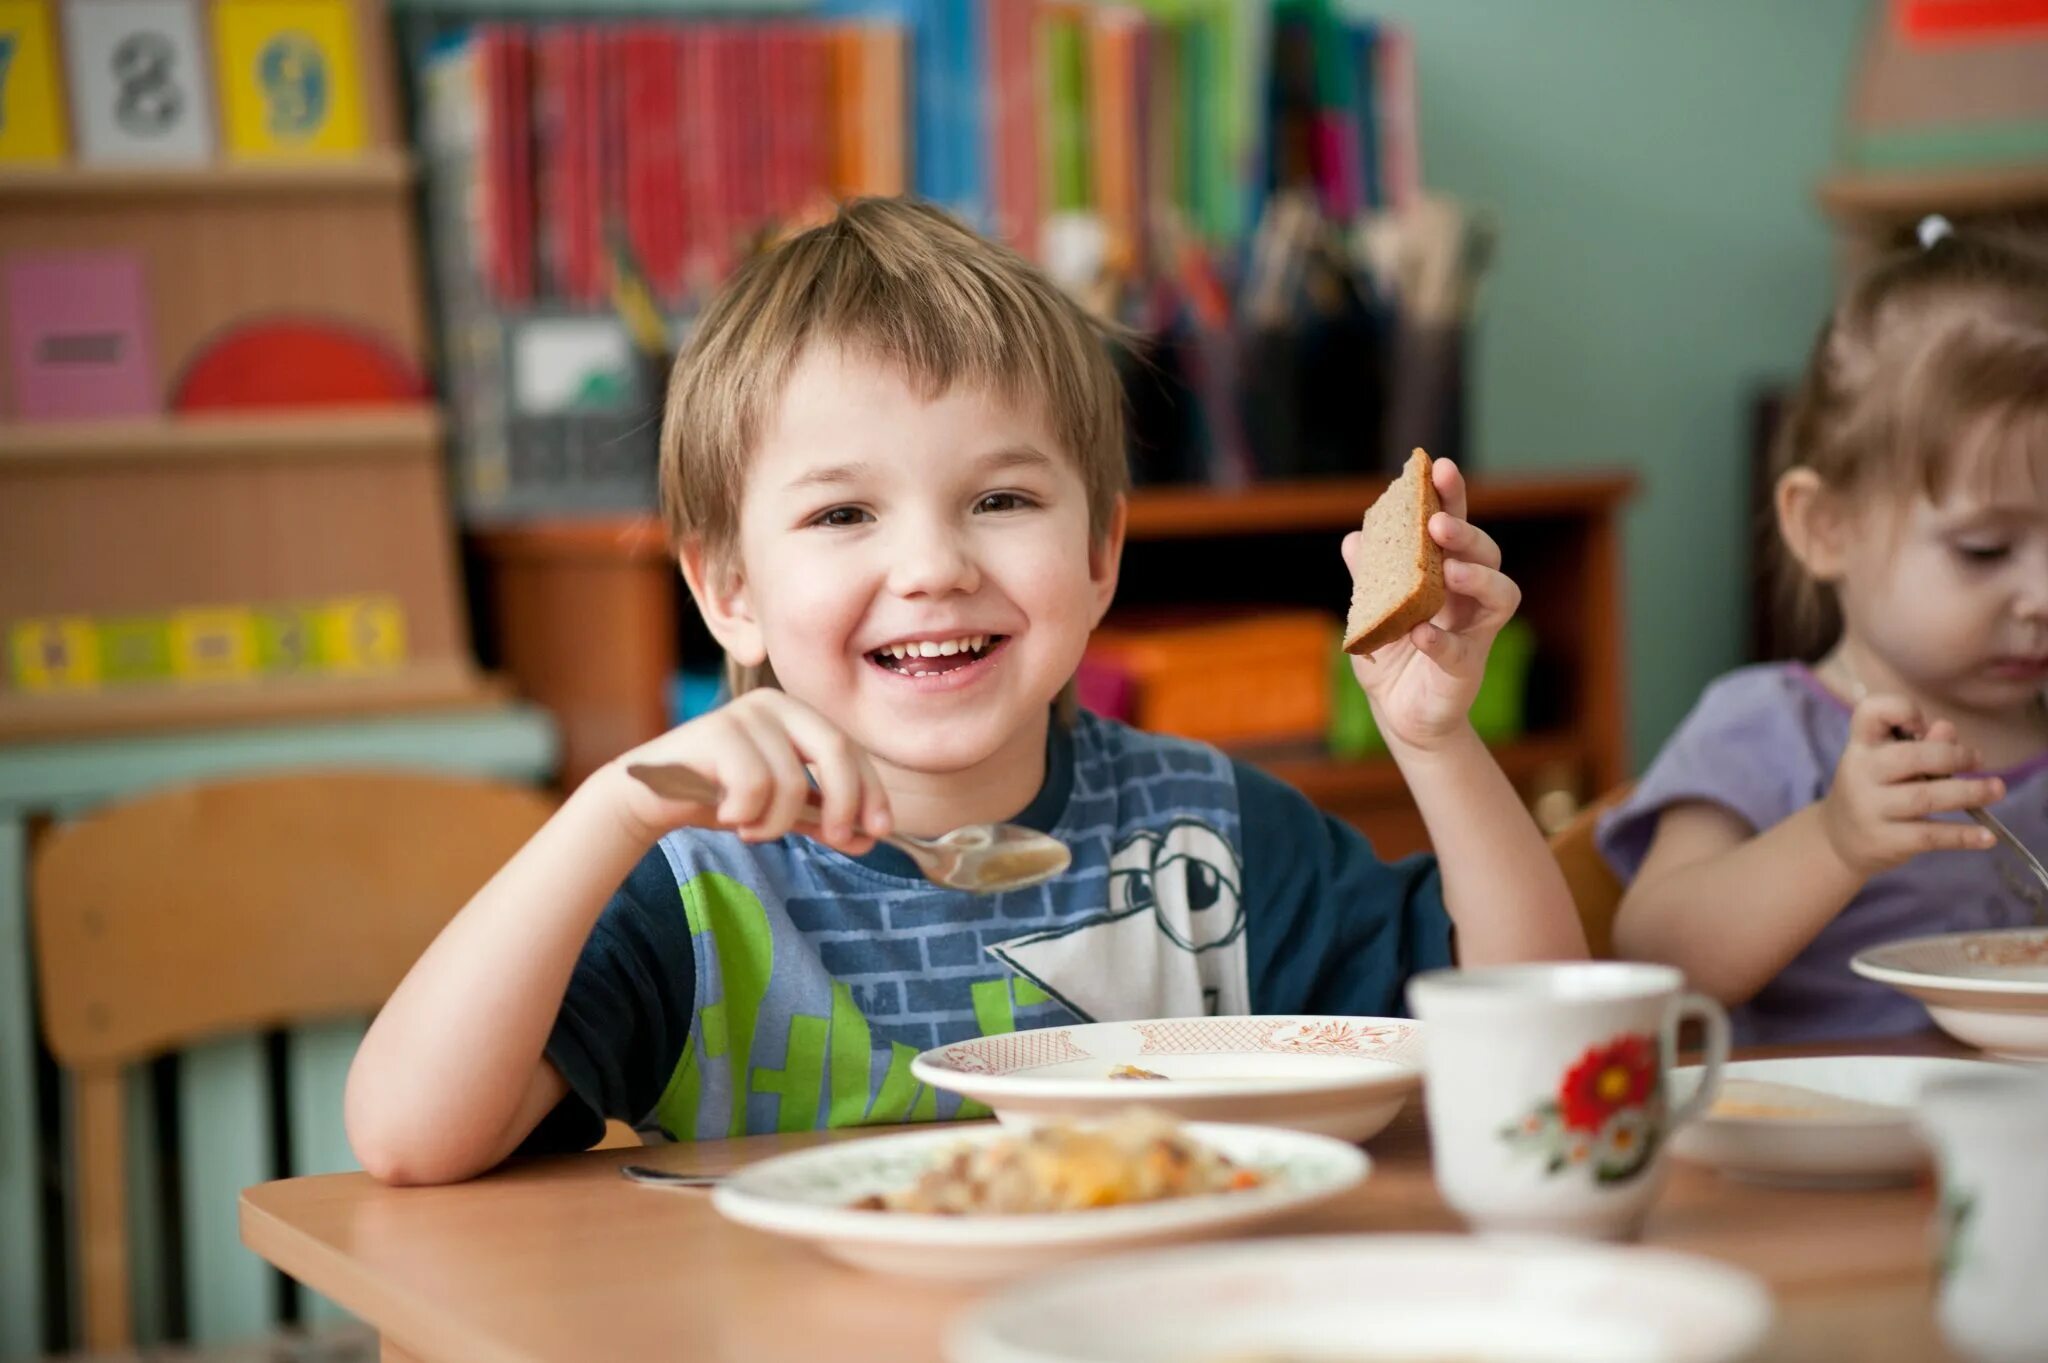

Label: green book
[1044,13,1091,212]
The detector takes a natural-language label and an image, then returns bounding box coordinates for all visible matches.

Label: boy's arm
[1342,457,1583,965]
[1386,724,1585,964]
[347,688,892,1185]
[345,774,650,1185]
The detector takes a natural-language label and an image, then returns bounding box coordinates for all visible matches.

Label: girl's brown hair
[658,196,1129,702]
[1769,224,2048,656]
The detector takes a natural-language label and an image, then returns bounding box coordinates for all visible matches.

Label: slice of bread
[1342,448,1446,657]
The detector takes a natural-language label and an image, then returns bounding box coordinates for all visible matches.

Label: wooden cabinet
[472,471,1633,856]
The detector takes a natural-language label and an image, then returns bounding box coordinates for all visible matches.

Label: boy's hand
[598,690,893,853]
[1821,696,2003,878]
[1343,457,1521,750]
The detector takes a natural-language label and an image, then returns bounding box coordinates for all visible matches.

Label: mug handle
[1665,992,1731,1128]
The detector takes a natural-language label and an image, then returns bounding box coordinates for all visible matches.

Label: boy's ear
[1087,495,1128,628]
[1774,467,1848,583]
[678,539,768,667]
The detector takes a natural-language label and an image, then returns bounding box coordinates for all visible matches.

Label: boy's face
[708,344,1121,776]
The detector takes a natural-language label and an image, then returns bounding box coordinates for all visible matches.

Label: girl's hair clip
[1917,213,1954,250]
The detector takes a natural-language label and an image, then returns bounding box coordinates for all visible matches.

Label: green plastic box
[1328,618,1537,756]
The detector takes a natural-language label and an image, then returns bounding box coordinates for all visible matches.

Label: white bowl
[1668,1054,2005,1188]
[709,1121,1367,1282]
[1851,929,2048,1059]
[910,1016,1423,1142]
[949,1234,1774,1363]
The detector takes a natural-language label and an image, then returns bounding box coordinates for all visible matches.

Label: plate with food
[1851,929,2048,1058]
[948,1234,1772,1363]
[1666,1055,2003,1187]
[709,1110,1367,1280]
[910,1016,1424,1142]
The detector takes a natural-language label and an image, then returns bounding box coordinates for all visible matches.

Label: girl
[1600,220,2048,1044]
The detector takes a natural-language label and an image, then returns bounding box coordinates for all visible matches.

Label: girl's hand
[596,690,893,853]
[1821,696,2004,878]
[1344,457,1522,750]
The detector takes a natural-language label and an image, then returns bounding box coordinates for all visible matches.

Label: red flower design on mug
[1557,1035,1658,1133]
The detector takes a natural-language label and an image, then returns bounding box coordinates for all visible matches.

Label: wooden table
[241,1036,1967,1363]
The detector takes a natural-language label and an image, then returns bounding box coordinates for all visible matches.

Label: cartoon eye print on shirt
[1105,819,1245,952]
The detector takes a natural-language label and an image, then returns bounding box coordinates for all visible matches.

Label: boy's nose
[886,524,981,598]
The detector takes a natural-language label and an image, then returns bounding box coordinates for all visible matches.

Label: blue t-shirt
[530,712,1450,1148]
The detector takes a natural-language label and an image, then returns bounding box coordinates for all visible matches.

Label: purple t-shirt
[1599,664,2048,1045]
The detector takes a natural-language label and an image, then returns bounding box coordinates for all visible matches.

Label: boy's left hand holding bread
[1340,453,1584,965]
[1344,454,1522,751]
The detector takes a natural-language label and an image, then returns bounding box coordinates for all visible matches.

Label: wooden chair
[1547,783,1633,959]
[31,770,557,1354]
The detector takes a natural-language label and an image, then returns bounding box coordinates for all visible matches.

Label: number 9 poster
[213,0,364,158]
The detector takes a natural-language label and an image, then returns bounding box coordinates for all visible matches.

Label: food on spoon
[849,1110,1265,1214]
[1708,1077,1905,1123]
[1108,1064,1169,1080]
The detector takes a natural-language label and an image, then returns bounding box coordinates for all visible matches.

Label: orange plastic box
[1084,610,1337,746]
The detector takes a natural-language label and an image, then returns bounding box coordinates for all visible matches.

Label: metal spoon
[619,1164,724,1189]
[625,761,1071,894]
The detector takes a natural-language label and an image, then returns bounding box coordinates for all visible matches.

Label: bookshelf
[0,0,492,742]
[471,472,1634,856]
[1817,164,2048,224]
[0,148,415,198]
[0,405,439,460]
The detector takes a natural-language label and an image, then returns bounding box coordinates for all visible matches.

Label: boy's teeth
[879,636,989,660]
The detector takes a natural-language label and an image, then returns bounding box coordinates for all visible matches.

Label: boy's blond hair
[659,196,1130,699]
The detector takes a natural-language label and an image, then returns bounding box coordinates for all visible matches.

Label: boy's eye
[975,491,1036,514]
[1954,542,2011,565]
[810,506,873,529]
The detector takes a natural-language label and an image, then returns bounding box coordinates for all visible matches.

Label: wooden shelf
[1817,163,2048,222]
[1236,731,1589,806]
[0,150,415,201]
[0,662,507,743]
[0,406,442,464]
[461,472,1639,555]
[1122,472,1636,541]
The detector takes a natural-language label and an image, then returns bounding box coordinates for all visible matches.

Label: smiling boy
[346,199,1584,1183]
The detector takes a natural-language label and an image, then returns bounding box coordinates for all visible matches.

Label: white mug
[1919,1070,2048,1363]
[1407,962,1729,1241]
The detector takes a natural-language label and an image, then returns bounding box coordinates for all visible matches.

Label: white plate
[949,1234,1774,1363]
[709,1121,1368,1282]
[910,1016,1423,1142]
[1668,1055,2005,1187]
[1851,929,2048,1058]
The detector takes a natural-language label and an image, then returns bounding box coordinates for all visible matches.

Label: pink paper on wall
[4,253,160,420]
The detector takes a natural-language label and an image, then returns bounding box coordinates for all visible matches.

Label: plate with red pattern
[911,1016,1423,1143]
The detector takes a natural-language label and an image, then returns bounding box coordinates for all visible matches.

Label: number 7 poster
[213,0,365,158]
[0,0,70,163]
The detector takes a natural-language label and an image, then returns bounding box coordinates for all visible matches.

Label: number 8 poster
[64,0,216,163]
[213,0,364,158]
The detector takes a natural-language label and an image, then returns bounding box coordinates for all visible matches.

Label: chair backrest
[31,769,556,1351]
[1547,783,1633,959]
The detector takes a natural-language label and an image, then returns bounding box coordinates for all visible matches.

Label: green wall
[1349,0,1870,763]
[403,0,1871,764]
